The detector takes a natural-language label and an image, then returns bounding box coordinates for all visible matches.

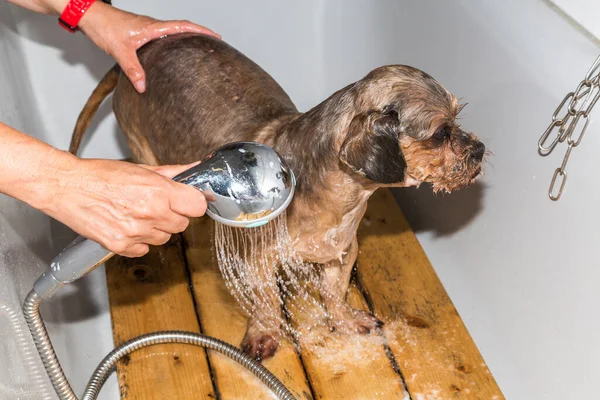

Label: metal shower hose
[23,290,296,400]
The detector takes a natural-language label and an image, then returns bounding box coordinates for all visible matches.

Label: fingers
[169,183,208,218]
[154,213,190,235]
[144,229,172,246]
[118,243,149,258]
[140,161,201,179]
[140,162,209,217]
[150,20,221,40]
[121,18,221,94]
[124,19,220,93]
[106,225,179,257]
[107,228,172,257]
[138,162,207,217]
[112,49,147,93]
[138,162,207,218]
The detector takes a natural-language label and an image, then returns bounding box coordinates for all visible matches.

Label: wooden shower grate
[105,189,504,400]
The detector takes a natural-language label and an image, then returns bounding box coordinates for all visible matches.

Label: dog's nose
[470,142,485,163]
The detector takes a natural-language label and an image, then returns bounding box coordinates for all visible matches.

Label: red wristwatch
[58,0,96,33]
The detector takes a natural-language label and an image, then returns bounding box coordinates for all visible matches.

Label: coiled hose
[23,290,296,400]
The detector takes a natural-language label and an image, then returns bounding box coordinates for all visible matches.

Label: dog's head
[339,65,485,193]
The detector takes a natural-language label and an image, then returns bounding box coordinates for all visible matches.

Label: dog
[69,33,485,361]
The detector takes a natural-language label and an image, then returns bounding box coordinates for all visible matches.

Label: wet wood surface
[356,189,505,399]
[287,282,409,400]
[183,217,314,400]
[106,188,504,399]
[105,238,215,399]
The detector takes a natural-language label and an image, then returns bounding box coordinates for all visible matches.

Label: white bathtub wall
[2,1,600,399]
[0,5,54,399]
[550,0,600,40]
[387,2,600,400]
[1,4,118,399]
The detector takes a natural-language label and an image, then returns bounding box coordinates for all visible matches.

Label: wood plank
[287,282,409,400]
[356,189,504,400]
[183,217,314,400]
[106,237,215,399]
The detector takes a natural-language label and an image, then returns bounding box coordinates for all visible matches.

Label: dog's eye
[432,125,451,142]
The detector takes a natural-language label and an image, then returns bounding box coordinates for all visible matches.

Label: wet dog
[70,33,485,360]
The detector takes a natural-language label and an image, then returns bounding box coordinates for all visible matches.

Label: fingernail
[134,80,146,93]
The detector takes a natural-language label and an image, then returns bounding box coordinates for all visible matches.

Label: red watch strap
[58,0,96,33]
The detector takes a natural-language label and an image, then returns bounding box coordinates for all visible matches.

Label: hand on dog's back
[40,158,207,258]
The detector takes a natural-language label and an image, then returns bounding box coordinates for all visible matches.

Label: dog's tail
[69,63,120,155]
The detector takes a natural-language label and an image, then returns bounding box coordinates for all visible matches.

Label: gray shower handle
[33,236,114,299]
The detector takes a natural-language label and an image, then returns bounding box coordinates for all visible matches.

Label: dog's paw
[330,308,383,335]
[241,329,281,361]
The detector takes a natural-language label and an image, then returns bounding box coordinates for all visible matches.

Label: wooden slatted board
[105,188,504,399]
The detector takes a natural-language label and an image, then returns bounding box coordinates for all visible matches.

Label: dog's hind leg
[320,237,383,334]
[121,127,161,166]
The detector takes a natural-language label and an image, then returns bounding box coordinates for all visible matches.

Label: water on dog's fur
[214,212,328,340]
[215,214,395,368]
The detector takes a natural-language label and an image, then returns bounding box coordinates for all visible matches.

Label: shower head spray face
[173,142,296,228]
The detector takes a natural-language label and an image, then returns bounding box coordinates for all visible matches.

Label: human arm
[0,122,207,257]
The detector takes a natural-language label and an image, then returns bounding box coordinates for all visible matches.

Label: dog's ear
[339,108,406,183]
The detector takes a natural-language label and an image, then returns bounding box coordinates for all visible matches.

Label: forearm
[0,121,78,212]
[5,0,69,15]
[6,0,109,34]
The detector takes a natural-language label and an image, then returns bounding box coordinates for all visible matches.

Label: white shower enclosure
[1,1,599,399]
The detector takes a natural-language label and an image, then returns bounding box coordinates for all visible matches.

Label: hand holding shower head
[34,142,296,297]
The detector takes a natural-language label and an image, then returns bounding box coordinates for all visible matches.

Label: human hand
[41,158,207,257]
[79,2,221,93]
[7,0,221,93]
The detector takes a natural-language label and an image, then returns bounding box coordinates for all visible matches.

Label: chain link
[538,53,600,201]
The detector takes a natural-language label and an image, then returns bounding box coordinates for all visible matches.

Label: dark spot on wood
[302,390,313,400]
[207,393,215,398]
[173,354,183,365]
[405,315,430,328]
[450,384,461,392]
[456,361,473,373]
[121,354,131,366]
[120,383,129,398]
[130,264,152,282]
[378,218,387,224]
[133,268,146,280]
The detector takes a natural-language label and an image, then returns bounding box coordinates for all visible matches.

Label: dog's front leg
[320,237,383,334]
[240,253,283,361]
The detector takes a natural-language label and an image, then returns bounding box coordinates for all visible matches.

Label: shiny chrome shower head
[174,142,295,228]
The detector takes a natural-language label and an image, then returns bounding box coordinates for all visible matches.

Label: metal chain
[538,53,600,201]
